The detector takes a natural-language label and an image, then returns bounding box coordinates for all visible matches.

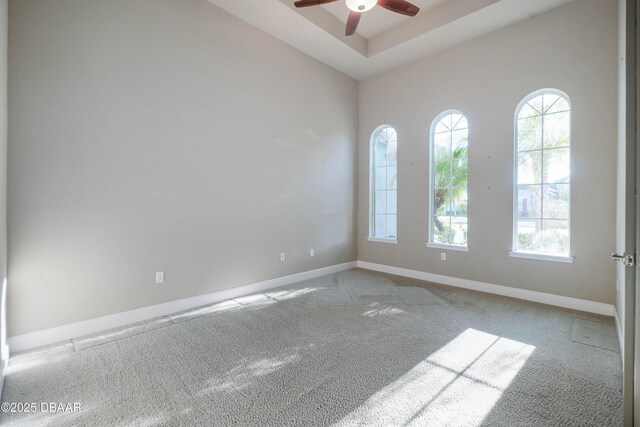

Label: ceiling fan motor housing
[345,0,378,12]
[293,0,419,37]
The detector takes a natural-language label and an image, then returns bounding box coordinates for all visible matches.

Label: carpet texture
[0,269,622,426]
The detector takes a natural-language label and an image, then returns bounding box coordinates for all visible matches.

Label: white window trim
[509,251,574,264]
[512,88,572,258]
[428,109,469,247]
[426,242,469,252]
[367,237,399,245]
[369,124,398,241]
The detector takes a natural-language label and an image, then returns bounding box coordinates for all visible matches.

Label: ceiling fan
[294,0,420,36]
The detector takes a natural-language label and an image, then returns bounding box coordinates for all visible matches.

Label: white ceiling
[321,0,449,38]
[206,0,577,81]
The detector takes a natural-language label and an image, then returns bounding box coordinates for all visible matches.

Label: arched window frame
[428,110,469,251]
[511,89,574,263]
[368,125,398,243]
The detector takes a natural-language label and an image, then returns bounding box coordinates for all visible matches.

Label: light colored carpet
[0,268,622,426]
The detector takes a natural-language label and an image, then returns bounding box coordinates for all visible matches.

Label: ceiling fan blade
[345,11,361,36]
[294,0,339,7]
[377,0,420,16]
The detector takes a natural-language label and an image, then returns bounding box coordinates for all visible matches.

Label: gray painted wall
[358,0,618,304]
[8,0,358,336]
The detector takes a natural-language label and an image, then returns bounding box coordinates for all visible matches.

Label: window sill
[509,251,574,264]
[426,242,469,252]
[367,237,398,245]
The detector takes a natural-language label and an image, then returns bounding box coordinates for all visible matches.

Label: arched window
[369,126,397,242]
[513,89,571,259]
[429,111,469,248]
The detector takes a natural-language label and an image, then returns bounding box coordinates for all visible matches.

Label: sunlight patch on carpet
[200,353,301,395]
[335,328,535,426]
[266,287,318,301]
[362,305,406,317]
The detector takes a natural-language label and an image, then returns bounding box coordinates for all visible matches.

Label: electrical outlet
[310,249,315,257]
[155,271,165,284]
[440,253,446,261]
[280,252,286,262]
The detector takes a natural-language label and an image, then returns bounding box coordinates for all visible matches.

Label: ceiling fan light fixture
[345,0,377,12]
[294,0,419,36]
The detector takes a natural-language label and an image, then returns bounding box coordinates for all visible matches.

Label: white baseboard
[8,261,357,353]
[8,260,616,354]
[357,261,615,316]
[614,306,624,365]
